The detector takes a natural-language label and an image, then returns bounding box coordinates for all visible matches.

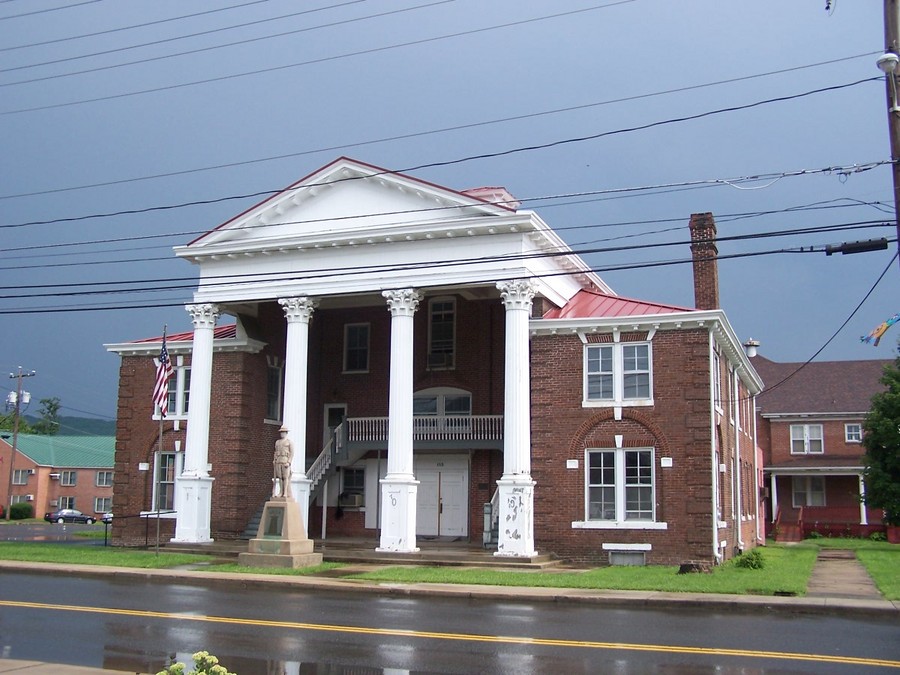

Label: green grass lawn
[0,542,209,569]
[0,537,895,599]
[350,545,817,596]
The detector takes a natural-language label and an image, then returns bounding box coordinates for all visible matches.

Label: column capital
[186,303,220,329]
[278,296,318,323]
[497,280,536,311]
[383,288,422,317]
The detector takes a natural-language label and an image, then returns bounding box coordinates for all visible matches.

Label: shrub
[734,548,765,570]
[9,503,33,520]
[869,531,888,542]
[157,651,235,675]
[807,531,824,539]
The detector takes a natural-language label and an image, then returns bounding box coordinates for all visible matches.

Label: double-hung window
[266,361,283,421]
[344,323,370,373]
[844,423,862,443]
[427,298,455,370]
[792,476,825,507]
[790,424,824,454]
[95,470,113,487]
[584,342,652,406]
[60,470,77,487]
[12,469,29,485]
[156,361,190,420]
[94,497,112,514]
[581,448,661,527]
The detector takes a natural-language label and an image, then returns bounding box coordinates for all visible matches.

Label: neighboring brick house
[0,434,114,520]
[105,157,762,565]
[750,353,892,539]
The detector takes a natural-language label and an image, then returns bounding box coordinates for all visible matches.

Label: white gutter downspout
[708,330,722,563]
[752,395,763,544]
[734,369,745,553]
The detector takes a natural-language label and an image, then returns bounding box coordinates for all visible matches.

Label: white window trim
[582,341,653,408]
[94,496,112,514]
[792,475,826,508]
[574,447,667,530]
[95,470,113,487]
[12,469,29,485]
[153,355,190,421]
[343,323,370,374]
[141,451,182,517]
[844,423,862,444]
[790,423,824,455]
[264,355,284,424]
[60,470,77,487]
[427,297,456,370]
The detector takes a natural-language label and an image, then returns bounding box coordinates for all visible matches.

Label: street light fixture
[5,368,35,521]
[877,52,900,113]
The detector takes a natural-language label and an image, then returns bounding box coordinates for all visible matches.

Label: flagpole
[156,415,162,556]
[153,324,171,557]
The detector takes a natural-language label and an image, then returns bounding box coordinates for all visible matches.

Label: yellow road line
[1,600,897,669]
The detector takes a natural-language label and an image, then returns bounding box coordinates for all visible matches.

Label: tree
[862,353,900,526]
[31,397,60,435]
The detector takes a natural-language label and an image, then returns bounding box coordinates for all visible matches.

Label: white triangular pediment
[178,158,517,257]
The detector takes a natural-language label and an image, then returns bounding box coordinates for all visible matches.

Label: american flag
[153,329,174,417]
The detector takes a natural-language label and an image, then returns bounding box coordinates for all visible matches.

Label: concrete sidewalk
[0,549,895,675]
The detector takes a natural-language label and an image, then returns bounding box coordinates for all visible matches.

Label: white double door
[415,454,468,537]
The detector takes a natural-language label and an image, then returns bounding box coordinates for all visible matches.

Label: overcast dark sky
[1,0,896,422]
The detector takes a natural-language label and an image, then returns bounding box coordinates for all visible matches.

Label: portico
[159,158,610,553]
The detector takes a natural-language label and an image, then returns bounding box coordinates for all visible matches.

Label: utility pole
[5,367,36,521]
[881,0,900,269]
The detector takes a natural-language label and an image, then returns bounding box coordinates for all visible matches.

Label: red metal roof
[130,324,237,344]
[543,289,695,320]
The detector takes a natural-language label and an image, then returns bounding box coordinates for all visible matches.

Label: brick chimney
[689,212,720,310]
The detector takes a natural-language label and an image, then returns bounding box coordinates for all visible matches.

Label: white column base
[494,476,537,558]
[291,476,312,537]
[171,475,215,543]
[377,475,419,553]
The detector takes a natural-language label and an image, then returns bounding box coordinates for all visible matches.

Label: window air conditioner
[339,493,364,508]
[49,473,60,479]
[27,469,34,475]
[50,500,58,507]
[25,494,34,501]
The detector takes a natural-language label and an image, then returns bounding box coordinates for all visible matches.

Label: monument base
[238,497,323,569]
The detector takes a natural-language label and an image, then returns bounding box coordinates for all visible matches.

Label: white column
[172,302,219,543]
[279,296,317,533]
[858,474,868,525]
[495,280,537,558]
[769,473,778,523]
[377,288,421,553]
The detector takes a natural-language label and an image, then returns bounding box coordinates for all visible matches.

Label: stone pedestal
[238,497,323,568]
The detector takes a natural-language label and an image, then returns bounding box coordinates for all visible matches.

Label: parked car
[44,509,97,524]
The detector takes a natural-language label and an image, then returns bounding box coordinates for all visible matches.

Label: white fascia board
[530,309,763,394]
[766,466,863,475]
[177,212,537,260]
[761,412,866,420]
[104,336,266,357]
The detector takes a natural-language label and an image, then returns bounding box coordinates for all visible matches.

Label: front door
[415,455,468,537]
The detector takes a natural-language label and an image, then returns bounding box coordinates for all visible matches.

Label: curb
[2,561,897,619]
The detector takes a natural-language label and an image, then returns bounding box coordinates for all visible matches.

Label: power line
[0,50,877,201]
[0,0,100,22]
[0,196,888,265]
[754,251,899,400]
[0,1,444,82]
[1,2,634,114]
[1,224,894,300]
[1,74,887,229]
[0,0,272,52]
[3,242,889,315]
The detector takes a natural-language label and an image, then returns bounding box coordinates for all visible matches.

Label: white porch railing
[347,415,503,443]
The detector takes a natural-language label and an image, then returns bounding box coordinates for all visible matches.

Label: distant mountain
[22,415,116,436]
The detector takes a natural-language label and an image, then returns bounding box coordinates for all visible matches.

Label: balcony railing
[346,415,503,444]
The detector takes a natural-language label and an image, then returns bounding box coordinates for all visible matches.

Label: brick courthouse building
[106,158,763,565]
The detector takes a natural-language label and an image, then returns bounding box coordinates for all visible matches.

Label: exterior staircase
[774,506,804,543]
